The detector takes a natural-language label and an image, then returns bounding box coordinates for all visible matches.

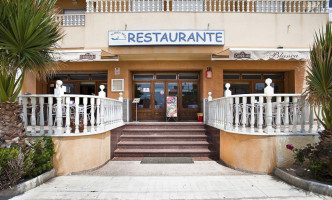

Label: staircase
[113,122,216,158]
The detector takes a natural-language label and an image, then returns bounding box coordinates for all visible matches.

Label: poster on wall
[166,96,177,118]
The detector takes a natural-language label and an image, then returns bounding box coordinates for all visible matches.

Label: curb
[274,167,332,197]
[0,168,56,200]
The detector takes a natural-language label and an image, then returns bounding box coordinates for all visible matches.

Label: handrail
[18,94,124,136]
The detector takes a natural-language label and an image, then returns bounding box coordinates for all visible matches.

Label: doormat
[141,157,194,164]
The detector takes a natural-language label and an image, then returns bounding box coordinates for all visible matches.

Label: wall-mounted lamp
[206,67,213,79]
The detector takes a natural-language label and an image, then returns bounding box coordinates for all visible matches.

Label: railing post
[308,105,314,133]
[75,97,80,134]
[99,85,106,97]
[83,97,88,133]
[208,92,213,101]
[31,97,37,135]
[300,96,306,133]
[264,78,274,134]
[119,92,123,102]
[65,97,71,134]
[234,97,239,132]
[292,96,298,133]
[276,96,281,133]
[258,96,264,133]
[284,96,290,133]
[250,96,255,133]
[48,97,53,134]
[55,80,63,135]
[39,97,45,134]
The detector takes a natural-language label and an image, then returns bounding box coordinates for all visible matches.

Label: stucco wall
[276,135,319,168]
[35,60,306,99]
[220,130,276,174]
[52,131,110,176]
[57,12,328,50]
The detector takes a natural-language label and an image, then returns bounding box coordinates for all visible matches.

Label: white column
[308,105,314,133]
[90,98,95,133]
[276,96,281,134]
[65,97,71,134]
[258,96,263,133]
[96,98,101,131]
[284,97,290,133]
[56,96,63,134]
[31,97,37,135]
[242,97,247,132]
[48,97,53,134]
[39,97,44,134]
[250,96,255,133]
[86,0,90,12]
[75,97,79,134]
[292,96,298,133]
[300,97,306,133]
[83,97,88,133]
[234,97,239,131]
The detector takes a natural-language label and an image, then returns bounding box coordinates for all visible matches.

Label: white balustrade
[55,14,85,26]
[18,82,124,136]
[83,0,327,12]
[207,81,322,135]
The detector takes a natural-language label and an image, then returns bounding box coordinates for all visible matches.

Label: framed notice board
[166,96,177,121]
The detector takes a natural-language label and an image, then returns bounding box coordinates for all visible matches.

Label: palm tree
[304,23,332,178]
[0,0,63,147]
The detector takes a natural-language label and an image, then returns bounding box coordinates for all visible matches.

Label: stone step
[122,129,206,135]
[118,141,210,149]
[125,122,204,130]
[114,148,213,157]
[120,134,208,141]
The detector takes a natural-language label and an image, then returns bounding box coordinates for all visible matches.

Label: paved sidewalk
[11,161,331,200]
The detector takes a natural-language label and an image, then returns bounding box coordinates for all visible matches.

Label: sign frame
[108,30,225,47]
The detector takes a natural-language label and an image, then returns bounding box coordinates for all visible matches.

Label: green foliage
[0,0,63,102]
[305,23,332,130]
[292,141,332,181]
[0,146,33,190]
[25,136,55,178]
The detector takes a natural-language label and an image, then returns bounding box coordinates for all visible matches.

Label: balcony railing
[207,80,322,135]
[86,0,329,13]
[18,81,124,136]
[55,14,85,26]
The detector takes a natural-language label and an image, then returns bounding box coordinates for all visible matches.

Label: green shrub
[0,147,33,190]
[25,136,55,178]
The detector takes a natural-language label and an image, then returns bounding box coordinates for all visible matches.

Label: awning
[53,49,119,62]
[212,48,310,61]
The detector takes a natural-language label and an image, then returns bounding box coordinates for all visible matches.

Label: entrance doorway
[223,72,284,94]
[132,73,200,121]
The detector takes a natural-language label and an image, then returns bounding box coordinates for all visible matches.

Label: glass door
[153,82,166,120]
[180,82,199,120]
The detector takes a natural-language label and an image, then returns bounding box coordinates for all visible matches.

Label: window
[178,74,199,80]
[92,74,107,80]
[156,74,177,80]
[133,74,154,80]
[242,74,261,80]
[112,79,124,91]
[69,74,89,80]
[224,74,240,80]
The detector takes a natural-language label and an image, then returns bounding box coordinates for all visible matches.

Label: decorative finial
[224,83,232,97]
[208,92,212,101]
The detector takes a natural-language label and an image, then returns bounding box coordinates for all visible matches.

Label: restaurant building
[22,0,329,122]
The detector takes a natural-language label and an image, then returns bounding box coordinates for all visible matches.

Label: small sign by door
[115,67,120,75]
[166,96,177,118]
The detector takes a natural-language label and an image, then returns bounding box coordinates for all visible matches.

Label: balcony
[207,79,322,135]
[86,0,328,13]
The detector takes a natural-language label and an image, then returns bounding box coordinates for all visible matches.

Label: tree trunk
[0,102,25,148]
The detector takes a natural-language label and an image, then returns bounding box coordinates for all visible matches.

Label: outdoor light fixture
[206,67,213,78]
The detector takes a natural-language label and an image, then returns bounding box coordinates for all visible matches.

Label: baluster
[56,96,62,134]
[228,98,233,131]
[326,0,329,12]
[284,97,290,133]
[133,0,136,11]
[105,0,109,11]
[30,97,36,135]
[101,0,104,12]
[23,98,28,130]
[96,98,101,131]
[115,0,118,12]
[242,97,247,132]
[48,97,53,134]
[275,0,278,12]
[86,0,90,12]
[250,96,255,133]
[292,96,298,133]
[276,96,281,133]
[308,105,314,133]
[96,0,99,12]
[234,97,239,131]
[119,0,122,12]
[236,0,239,11]
[228,0,231,11]
[204,0,207,11]
[83,97,88,133]
[75,97,79,133]
[233,0,235,11]
[288,0,291,12]
[77,15,81,26]
[214,0,217,11]
[246,0,249,11]
[241,0,244,11]
[39,97,45,134]
[280,0,283,12]
[167,0,170,11]
[111,0,114,11]
[89,98,95,133]
[65,97,71,134]
[293,0,296,12]
[265,96,273,134]
[223,0,225,11]
[258,96,263,133]
[100,99,105,130]
[300,97,306,133]
[143,0,145,11]
[320,0,323,12]
[251,0,254,12]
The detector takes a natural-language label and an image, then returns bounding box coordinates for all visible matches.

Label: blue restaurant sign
[108,30,225,46]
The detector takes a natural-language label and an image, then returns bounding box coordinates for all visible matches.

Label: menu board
[166,96,177,118]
